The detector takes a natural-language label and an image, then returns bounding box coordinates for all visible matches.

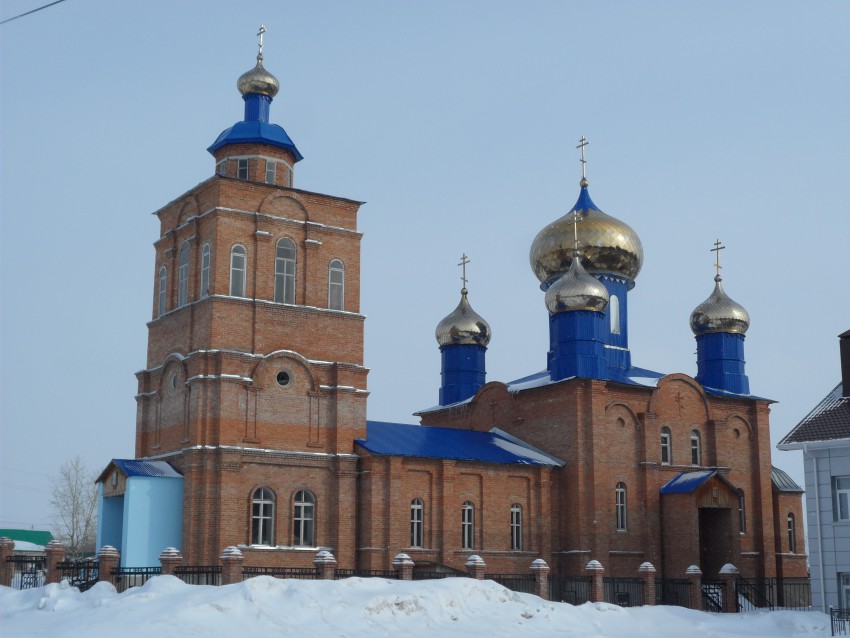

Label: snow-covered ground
[0,575,832,638]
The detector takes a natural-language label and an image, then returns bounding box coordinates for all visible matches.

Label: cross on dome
[576,135,589,180]
[257,24,267,60]
[711,239,725,280]
[458,253,470,292]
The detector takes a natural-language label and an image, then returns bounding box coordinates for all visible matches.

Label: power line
[0,0,68,26]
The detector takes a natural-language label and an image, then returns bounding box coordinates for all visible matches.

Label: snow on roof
[356,421,564,466]
[659,470,717,494]
[97,460,183,483]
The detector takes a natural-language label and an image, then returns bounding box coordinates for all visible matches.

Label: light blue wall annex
[97,482,125,551]
[121,476,184,567]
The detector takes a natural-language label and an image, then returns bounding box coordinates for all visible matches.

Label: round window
[276,371,291,387]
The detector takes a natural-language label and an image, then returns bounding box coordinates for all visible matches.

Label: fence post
[219,546,244,585]
[159,547,182,577]
[686,565,702,611]
[0,537,14,586]
[465,554,486,579]
[97,546,120,584]
[392,553,414,581]
[45,540,66,585]
[586,560,605,603]
[638,562,656,606]
[719,563,738,613]
[530,559,550,600]
[314,550,337,580]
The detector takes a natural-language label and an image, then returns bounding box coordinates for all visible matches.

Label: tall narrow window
[610,294,621,335]
[293,490,315,547]
[690,430,702,466]
[410,499,424,548]
[157,266,167,317]
[200,243,210,298]
[230,245,247,297]
[510,504,523,551]
[251,487,275,546]
[660,427,672,465]
[738,491,746,534]
[328,259,344,310]
[217,160,226,176]
[177,241,190,307]
[461,501,475,550]
[841,573,850,610]
[834,476,850,521]
[787,513,796,553]
[265,160,277,185]
[237,158,248,180]
[274,238,296,304]
[615,483,627,531]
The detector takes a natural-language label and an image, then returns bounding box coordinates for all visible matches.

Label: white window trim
[177,241,190,308]
[274,238,297,304]
[616,483,627,531]
[157,265,167,317]
[328,259,344,310]
[410,499,424,548]
[251,487,275,546]
[510,504,522,551]
[200,243,211,298]
[461,501,475,550]
[230,245,247,297]
[690,430,702,466]
[660,427,672,465]
[293,490,316,547]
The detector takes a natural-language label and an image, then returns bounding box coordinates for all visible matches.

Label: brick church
[96,34,807,582]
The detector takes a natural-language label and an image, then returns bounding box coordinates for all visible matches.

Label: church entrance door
[699,507,733,577]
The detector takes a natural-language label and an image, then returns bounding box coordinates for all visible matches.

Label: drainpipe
[804,443,826,613]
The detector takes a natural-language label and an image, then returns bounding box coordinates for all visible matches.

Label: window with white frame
[787,513,796,552]
[738,491,746,534]
[410,498,424,548]
[510,504,522,551]
[287,166,293,187]
[293,490,315,547]
[237,158,249,180]
[230,245,247,297]
[157,265,167,317]
[610,294,621,335]
[660,427,672,465]
[200,243,210,298]
[251,487,275,546]
[217,160,226,176]
[841,573,850,611]
[265,160,277,185]
[274,238,296,304]
[615,483,627,531]
[461,501,475,550]
[833,476,850,521]
[328,260,344,310]
[177,241,190,307]
[690,430,702,466]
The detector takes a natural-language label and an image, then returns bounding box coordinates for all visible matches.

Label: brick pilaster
[586,560,605,603]
[97,546,120,584]
[465,554,486,579]
[719,563,738,613]
[530,559,550,600]
[638,562,656,606]
[686,565,702,611]
[45,540,66,585]
[392,553,414,580]
[219,546,244,585]
[0,537,14,587]
[314,550,337,580]
[159,547,183,576]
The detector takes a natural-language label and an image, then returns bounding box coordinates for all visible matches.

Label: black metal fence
[112,567,162,593]
[831,607,850,636]
[548,575,591,605]
[412,570,468,580]
[5,555,46,590]
[335,568,398,579]
[656,578,691,607]
[56,559,99,591]
[242,566,319,580]
[174,565,221,586]
[771,578,812,610]
[486,573,536,595]
[702,579,724,613]
[736,576,774,612]
[603,577,645,607]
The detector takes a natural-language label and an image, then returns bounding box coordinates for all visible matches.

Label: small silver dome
[690,275,750,335]
[435,289,492,347]
[545,255,610,314]
[237,57,280,98]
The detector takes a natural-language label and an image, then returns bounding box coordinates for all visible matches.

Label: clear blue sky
[1,1,848,533]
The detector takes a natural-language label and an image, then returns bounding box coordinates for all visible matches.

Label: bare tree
[50,456,98,559]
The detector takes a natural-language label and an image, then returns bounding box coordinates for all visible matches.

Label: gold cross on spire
[458,253,470,292]
[710,239,725,278]
[257,25,267,60]
[576,135,589,180]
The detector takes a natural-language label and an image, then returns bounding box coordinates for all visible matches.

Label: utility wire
[0,0,68,25]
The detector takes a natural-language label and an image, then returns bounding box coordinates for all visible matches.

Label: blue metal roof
[207,120,303,161]
[113,459,183,479]
[659,470,717,494]
[356,421,564,466]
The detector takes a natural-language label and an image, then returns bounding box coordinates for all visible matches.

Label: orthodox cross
[257,25,267,59]
[458,253,470,291]
[576,135,589,180]
[711,239,725,278]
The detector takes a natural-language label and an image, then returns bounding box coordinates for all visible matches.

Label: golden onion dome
[545,254,610,314]
[690,275,750,335]
[435,289,492,347]
[237,57,280,98]
[530,179,643,290]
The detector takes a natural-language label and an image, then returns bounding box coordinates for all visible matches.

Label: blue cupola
[435,287,491,406]
[690,266,751,395]
[207,42,303,161]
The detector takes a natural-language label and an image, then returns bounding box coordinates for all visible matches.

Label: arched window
[177,241,190,307]
[230,245,247,297]
[461,501,475,550]
[293,490,315,547]
[251,487,275,546]
[738,491,746,534]
[410,498,424,548]
[510,504,523,551]
[615,483,627,531]
[200,243,210,298]
[328,260,344,310]
[157,266,167,317]
[690,430,702,466]
[787,513,796,553]
[274,238,296,304]
[610,294,621,335]
[660,427,672,465]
